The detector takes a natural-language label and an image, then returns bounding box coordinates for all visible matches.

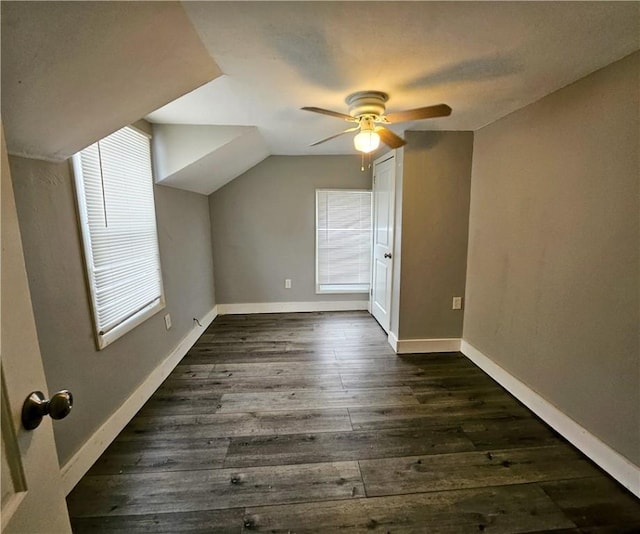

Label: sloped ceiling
[3,2,637,194]
[152,124,269,195]
[1,1,221,161]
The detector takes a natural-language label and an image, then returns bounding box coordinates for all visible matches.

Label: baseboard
[217,300,369,315]
[60,307,218,495]
[389,336,461,354]
[461,340,640,498]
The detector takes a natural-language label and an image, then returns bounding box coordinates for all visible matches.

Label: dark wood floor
[67,311,640,533]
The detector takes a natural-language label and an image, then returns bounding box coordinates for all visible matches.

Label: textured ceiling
[1,1,220,161]
[146,1,640,156]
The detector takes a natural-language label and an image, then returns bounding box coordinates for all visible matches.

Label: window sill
[316,284,370,294]
[96,297,165,350]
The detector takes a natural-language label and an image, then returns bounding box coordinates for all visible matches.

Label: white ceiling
[153,124,269,195]
[147,1,640,156]
[1,1,220,161]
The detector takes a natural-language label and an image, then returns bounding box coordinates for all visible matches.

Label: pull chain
[360,152,375,171]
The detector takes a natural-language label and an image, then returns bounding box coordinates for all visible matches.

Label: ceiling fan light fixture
[302,92,449,153]
[353,130,380,153]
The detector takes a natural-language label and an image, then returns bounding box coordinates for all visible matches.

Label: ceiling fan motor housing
[346,91,389,119]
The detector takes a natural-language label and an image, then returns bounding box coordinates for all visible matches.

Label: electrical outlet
[285,279,292,289]
[452,297,463,310]
[164,313,172,330]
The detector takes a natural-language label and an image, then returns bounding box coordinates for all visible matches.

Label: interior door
[370,152,396,332]
[1,126,72,533]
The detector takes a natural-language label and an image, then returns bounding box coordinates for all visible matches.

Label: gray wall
[209,155,371,304]
[11,156,216,465]
[396,131,473,340]
[464,51,639,464]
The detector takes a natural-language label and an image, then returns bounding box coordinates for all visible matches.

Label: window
[72,126,165,349]
[316,189,372,293]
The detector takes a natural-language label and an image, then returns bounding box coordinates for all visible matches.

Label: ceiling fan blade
[385,104,452,123]
[301,106,355,121]
[375,126,407,149]
[310,127,359,146]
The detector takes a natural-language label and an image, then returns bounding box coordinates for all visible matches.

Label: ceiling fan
[302,91,451,153]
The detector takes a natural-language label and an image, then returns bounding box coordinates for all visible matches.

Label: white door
[370,153,396,332]
[1,126,72,533]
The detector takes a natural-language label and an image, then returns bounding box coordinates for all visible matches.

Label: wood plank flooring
[67,311,640,533]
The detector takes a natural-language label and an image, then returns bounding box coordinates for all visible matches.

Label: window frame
[315,188,373,295]
[72,125,165,350]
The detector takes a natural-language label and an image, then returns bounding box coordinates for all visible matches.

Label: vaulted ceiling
[2,2,639,194]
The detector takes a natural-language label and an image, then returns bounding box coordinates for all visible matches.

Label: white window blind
[316,189,372,293]
[72,126,165,349]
